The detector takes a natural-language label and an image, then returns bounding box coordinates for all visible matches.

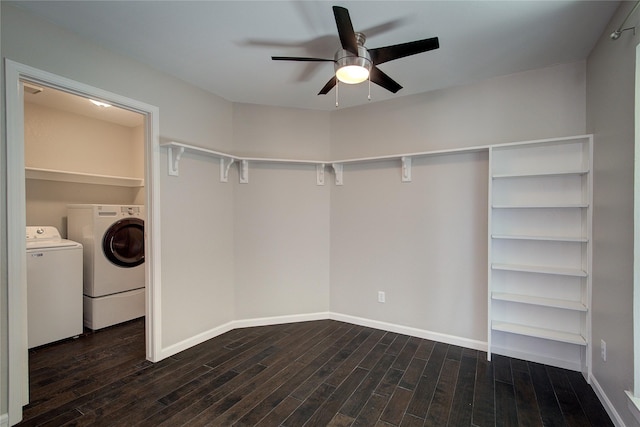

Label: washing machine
[67,204,145,330]
[26,226,83,348]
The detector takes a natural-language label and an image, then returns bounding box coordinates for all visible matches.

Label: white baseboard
[230,312,330,329]
[159,321,236,360]
[491,345,582,372]
[590,373,627,427]
[328,312,488,352]
[158,312,330,360]
[158,312,487,360]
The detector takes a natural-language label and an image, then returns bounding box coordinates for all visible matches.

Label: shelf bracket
[332,163,343,186]
[167,146,185,176]
[401,156,412,182]
[239,159,249,184]
[316,163,325,186]
[220,158,235,183]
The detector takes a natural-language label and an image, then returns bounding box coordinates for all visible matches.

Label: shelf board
[492,170,588,179]
[25,167,144,187]
[491,234,588,243]
[491,263,587,277]
[492,203,588,209]
[492,292,587,311]
[492,321,587,346]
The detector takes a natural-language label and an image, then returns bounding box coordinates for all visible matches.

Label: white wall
[587,2,639,426]
[24,102,143,178]
[330,153,488,342]
[24,102,143,235]
[329,62,586,344]
[1,3,236,354]
[232,103,331,320]
[331,61,586,159]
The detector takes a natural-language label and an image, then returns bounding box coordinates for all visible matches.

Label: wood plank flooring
[17,318,612,426]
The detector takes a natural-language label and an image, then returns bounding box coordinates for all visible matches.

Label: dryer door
[102,218,144,267]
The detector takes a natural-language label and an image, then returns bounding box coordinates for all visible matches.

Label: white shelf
[491,263,587,277]
[492,203,589,209]
[492,321,587,346]
[492,292,587,311]
[492,170,588,179]
[160,140,493,184]
[25,167,144,187]
[491,234,588,243]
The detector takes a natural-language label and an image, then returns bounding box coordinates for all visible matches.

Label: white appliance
[67,204,145,330]
[26,226,83,348]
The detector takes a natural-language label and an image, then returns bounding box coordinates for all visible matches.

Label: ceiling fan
[272,6,439,95]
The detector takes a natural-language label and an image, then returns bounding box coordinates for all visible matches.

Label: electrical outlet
[378,291,385,303]
[601,339,607,362]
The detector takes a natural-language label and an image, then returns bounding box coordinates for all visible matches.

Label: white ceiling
[13,1,620,111]
[24,83,145,128]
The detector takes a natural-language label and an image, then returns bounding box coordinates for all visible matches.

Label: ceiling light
[334,46,372,85]
[336,65,370,84]
[23,83,44,95]
[90,99,111,108]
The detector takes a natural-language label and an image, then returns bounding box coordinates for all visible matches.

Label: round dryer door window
[102,218,145,267]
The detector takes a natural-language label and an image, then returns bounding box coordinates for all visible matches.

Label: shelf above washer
[25,167,144,188]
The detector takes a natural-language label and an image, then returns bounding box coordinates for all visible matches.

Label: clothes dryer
[67,204,145,330]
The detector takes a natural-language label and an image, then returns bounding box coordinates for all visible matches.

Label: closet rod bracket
[167,146,185,176]
[239,159,249,184]
[332,163,343,186]
[316,164,326,186]
[401,156,412,182]
[220,158,235,183]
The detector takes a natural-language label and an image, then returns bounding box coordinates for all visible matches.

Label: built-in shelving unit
[25,166,144,187]
[488,135,592,373]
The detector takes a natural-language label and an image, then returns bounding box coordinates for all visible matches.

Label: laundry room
[23,83,147,347]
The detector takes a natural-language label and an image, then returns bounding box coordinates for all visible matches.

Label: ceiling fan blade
[333,6,358,55]
[370,66,402,93]
[369,37,440,65]
[318,76,337,95]
[272,56,335,62]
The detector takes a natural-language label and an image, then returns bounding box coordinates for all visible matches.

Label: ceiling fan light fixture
[89,99,112,108]
[334,46,372,84]
[336,64,370,84]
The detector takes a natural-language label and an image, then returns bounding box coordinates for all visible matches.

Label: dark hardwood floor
[17,318,612,426]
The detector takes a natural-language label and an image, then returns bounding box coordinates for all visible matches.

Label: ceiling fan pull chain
[336,80,339,107]
[368,76,371,101]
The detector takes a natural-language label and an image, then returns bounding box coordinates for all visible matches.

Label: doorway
[24,85,147,338]
[5,60,162,425]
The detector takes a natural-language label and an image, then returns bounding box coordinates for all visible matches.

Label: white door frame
[4,59,162,425]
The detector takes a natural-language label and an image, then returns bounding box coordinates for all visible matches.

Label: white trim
[157,311,486,361]
[159,321,236,361]
[328,312,488,352]
[0,413,8,427]
[230,312,330,329]
[158,312,330,360]
[5,59,29,426]
[4,60,163,423]
[633,42,640,400]
[627,390,640,425]
[589,374,627,427]
[492,345,582,372]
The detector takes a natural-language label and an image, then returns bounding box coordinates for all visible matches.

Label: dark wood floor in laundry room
[17,318,612,426]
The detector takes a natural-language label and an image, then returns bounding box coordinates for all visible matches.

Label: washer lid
[26,226,80,249]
